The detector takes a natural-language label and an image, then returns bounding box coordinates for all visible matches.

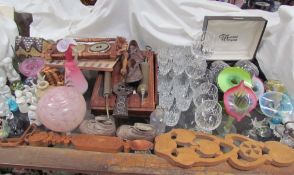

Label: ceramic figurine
[28,105,41,126]
[0,68,13,100]
[0,96,10,117]
[0,118,10,139]
[36,80,50,98]
[15,90,28,113]
[1,57,21,82]
[6,98,19,112]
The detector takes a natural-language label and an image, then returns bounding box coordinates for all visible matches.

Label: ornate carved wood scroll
[154,129,294,170]
[23,131,153,153]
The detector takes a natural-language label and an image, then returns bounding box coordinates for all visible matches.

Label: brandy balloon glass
[194,100,222,132]
[192,82,218,101]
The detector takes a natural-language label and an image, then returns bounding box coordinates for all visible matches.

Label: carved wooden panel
[155,129,294,170]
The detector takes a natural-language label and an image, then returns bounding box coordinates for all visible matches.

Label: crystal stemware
[164,100,181,127]
[210,60,230,83]
[149,107,166,135]
[172,73,190,98]
[192,82,218,100]
[172,47,188,76]
[159,89,175,110]
[194,100,222,132]
[189,69,214,91]
[185,56,207,79]
[191,31,216,59]
[235,60,259,77]
[158,71,173,95]
[175,86,193,112]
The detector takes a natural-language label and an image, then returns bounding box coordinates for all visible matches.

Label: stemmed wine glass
[191,31,216,59]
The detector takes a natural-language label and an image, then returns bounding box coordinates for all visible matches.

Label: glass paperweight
[194,100,222,132]
[149,108,166,135]
[191,31,216,59]
[164,100,181,127]
[259,91,293,124]
[224,81,258,122]
[210,61,230,83]
[234,60,259,77]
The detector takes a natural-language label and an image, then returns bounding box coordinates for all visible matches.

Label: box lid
[203,16,267,61]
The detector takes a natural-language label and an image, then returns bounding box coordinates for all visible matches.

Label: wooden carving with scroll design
[15,36,128,72]
[155,129,294,170]
[90,49,157,116]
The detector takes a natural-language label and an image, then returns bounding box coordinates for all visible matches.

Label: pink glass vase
[64,45,88,94]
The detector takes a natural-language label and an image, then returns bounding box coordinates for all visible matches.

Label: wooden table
[0,146,292,175]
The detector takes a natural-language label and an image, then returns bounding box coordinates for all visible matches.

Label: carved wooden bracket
[154,129,294,170]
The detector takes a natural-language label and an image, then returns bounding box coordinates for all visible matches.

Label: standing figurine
[1,57,20,82]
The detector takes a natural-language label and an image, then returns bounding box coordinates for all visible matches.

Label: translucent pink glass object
[224,81,258,122]
[19,57,44,78]
[64,45,88,94]
[37,86,86,132]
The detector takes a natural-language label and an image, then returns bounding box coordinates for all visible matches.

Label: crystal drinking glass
[189,69,214,92]
[192,82,218,100]
[164,100,181,127]
[158,71,174,95]
[194,100,222,132]
[191,31,216,59]
[210,60,230,83]
[175,86,193,112]
[149,107,166,135]
[235,60,259,77]
[159,89,175,110]
[185,54,207,79]
[172,46,188,76]
[172,73,190,99]
[158,60,172,76]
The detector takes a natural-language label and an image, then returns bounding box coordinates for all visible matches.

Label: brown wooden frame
[0,146,292,175]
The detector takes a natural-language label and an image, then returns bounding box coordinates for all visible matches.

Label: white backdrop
[0,0,294,96]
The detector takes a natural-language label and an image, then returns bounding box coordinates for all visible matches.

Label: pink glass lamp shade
[37,86,86,132]
[224,81,258,122]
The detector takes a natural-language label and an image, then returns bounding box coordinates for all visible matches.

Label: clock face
[89,42,110,52]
